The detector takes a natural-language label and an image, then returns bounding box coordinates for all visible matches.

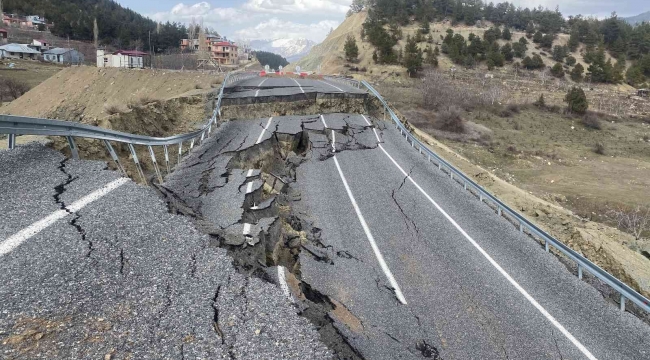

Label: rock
[288,236,301,249]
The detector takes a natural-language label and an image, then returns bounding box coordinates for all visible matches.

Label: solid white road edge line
[292,78,305,94]
[321,79,344,92]
[320,114,328,129]
[0,177,130,257]
[278,266,294,302]
[258,78,268,87]
[246,181,254,194]
[256,117,273,145]
[332,130,336,153]
[246,169,255,177]
[361,115,382,143]
[332,155,407,305]
[243,223,252,236]
[376,143,597,360]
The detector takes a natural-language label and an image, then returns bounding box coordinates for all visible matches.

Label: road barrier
[325,75,650,315]
[0,71,257,185]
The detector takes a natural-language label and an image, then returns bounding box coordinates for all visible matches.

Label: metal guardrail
[333,77,650,314]
[0,71,257,185]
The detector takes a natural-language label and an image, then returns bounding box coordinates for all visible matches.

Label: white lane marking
[0,177,130,257]
[243,223,252,236]
[321,80,344,92]
[256,117,273,145]
[332,130,336,153]
[246,169,255,177]
[258,78,268,87]
[255,89,261,97]
[278,266,294,302]
[332,155,407,305]
[361,115,382,143]
[320,114,328,129]
[246,181,254,194]
[292,78,305,94]
[376,143,597,360]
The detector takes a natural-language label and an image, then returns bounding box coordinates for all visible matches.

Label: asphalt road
[0,143,330,359]
[224,76,366,99]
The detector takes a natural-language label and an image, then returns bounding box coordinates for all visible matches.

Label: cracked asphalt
[0,143,330,359]
[3,77,650,360]
[223,77,366,99]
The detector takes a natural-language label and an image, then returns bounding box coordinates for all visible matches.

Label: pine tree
[403,35,424,76]
[344,35,359,62]
[565,87,588,114]
[571,64,585,82]
[551,63,565,77]
[502,27,512,40]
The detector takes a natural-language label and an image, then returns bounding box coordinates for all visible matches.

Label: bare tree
[608,206,650,241]
[0,78,30,100]
[93,18,99,49]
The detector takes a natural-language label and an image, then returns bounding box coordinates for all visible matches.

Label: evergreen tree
[551,63,565,77]
[571,64,585,82]
[502,27,512,40]
[403,35,424,76]
[564,87,589,114]
[344,35,359,62]
[533,31,544,43]
[565,56,577,66]
[501,43,514,61]
[513,41,527,58]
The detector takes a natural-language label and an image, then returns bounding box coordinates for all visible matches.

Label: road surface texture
[223,77,366,100]
[0,143,330,359]
[156,105,650,359]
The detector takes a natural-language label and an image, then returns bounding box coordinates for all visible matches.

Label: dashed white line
[0,177,130,257]
[255,79,267,97]
[277,266,294,302]
[246,181,254,194]
[361,115,382,143]
[332,155,407,305]
[320,114,328,129]
[246,169,255,177]
[243,223,252,236]
[292,78,305,94]
[256,117,273,145]
[376,142,597,360]
[321,80,344,92]
[332,130,336,153]
[258,78,268,87]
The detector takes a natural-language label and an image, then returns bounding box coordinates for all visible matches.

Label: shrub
[564,87,588,114]
[533,94,546,108]
[507,145,519,153]
[104,103,126,115]
[550,63,564,78]
[582,114,602,130]
[565,56,577,66]
[195,83,204,89]
[594,143,606,155]
[127,95,157,109]
[499,108,513,117]
[643,134,649,142]
[0,78,30,100]
[436,106,466,133]
[507,104,521,113]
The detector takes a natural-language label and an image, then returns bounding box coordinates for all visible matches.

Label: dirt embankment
[2,67,224,180]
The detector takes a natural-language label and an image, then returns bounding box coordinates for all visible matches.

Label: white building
[97,49,148,68]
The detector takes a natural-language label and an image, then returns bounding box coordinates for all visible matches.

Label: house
[3,14,23,27]
[25,16,46,26]
[0,29,7,45]
[97,49,148,68]
[30,39,50,52]
[0,43,41,59]
[43,48,84,64]
[212,41,239,65]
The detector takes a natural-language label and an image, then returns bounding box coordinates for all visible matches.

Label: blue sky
[114,1,648,43]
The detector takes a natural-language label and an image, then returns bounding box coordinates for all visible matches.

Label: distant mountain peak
[624,11,650,25]
[250,38,317,63]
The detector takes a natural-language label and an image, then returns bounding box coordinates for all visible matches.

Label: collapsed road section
[160,109,650,360]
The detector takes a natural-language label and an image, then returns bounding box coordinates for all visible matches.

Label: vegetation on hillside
[4,0,186,52]
[254,51,289,70]
[348,0,650,87]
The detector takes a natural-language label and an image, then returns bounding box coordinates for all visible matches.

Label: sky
[114,0,648,43]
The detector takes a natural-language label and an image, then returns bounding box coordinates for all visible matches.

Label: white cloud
[242,0,351,15]
[235,18,340,42]
[147,2,256,27]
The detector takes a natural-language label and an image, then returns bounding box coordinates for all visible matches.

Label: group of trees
[3,0,187,53]
[351,0,650,87]
[253,51,289,70]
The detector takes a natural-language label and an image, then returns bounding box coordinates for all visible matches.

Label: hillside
[251,38,316,63]
[3,0,185,52]
[625,11,650,25]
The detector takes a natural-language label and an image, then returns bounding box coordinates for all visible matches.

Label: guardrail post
[498,206,502,216]
[578,264,583,280]
[7,134,16,149]
[519,222,523,233]
[103,140,126,176]
[479,194,483,202]
[545,240,549,252]
[148,145,163,184]
[128,143,147,185]
[66,136,79,160]
[178,142,183,165]
[620,294,626,311]
[200,131,206,144]
[190,139,195,150]
[464,182,467,190]
[163,145,170,174]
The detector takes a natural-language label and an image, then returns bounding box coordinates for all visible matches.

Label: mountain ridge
[250,38,316,63]
[624,11,650,25]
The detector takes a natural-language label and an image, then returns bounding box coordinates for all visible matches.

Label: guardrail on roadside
[325,75,650,314]
[0,71,257,185]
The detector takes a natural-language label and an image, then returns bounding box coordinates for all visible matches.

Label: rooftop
[44,48,74,55]
[0,43,41,54]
